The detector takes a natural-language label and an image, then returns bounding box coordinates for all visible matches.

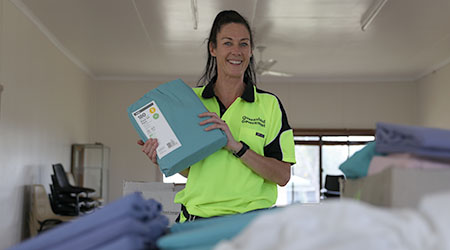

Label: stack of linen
[340,122,450,178]
[11,192,168,250]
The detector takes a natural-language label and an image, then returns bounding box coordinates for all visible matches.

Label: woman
[139,10,296,222]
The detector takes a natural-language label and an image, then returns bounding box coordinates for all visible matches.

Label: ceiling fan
[254,46,293,77]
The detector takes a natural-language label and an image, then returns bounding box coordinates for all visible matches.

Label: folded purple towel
[376,122,450,160]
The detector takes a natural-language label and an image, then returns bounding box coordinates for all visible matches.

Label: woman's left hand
[198,112,241,152]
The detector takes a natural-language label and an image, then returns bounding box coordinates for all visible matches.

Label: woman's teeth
[228,60,242,65]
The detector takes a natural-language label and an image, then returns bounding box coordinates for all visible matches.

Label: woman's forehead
[217,23,250,39]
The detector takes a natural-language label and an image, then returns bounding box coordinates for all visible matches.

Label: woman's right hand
[137,138,159,165]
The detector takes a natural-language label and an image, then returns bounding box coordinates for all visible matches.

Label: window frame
[293,128,375,191]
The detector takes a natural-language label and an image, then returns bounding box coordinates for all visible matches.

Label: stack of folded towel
[340,122,450,179]
[11,193,168,250]
[375,122,450,159]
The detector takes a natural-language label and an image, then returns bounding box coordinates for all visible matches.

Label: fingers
[198,112,218,118]
[198,112,235,147]
[203,122,226,132]
[141,138,159,165]
[198,112,226,128]
[137,139,144,146]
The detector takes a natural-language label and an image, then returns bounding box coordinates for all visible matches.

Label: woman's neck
[214,75,245,108]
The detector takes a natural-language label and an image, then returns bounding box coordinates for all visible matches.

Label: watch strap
[233,141,249,158]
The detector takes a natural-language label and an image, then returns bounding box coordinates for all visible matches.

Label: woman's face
[210,23,252,80]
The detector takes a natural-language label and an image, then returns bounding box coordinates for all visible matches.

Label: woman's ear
[209,42,216,57]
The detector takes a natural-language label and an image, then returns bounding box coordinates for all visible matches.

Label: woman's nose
[231,45,242,55]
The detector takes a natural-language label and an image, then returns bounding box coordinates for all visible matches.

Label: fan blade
[256,59,277,74]
[263,59,277,70]
[256,60,265,74]
[261,70,293,77]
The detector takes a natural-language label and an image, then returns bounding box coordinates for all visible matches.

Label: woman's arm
[199,112,291,186]
[233,142,291,186]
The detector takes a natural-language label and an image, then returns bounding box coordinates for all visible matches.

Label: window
[163,173,186,184]
[276,129,375,206]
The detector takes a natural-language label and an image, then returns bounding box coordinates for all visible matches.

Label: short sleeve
[263,96,296,164]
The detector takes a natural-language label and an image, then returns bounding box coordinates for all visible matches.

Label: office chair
[322,175,345,198]
[52,164,95,195]
[51,164,97,215]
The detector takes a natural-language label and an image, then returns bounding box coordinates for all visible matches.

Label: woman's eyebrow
[220,37,250,41]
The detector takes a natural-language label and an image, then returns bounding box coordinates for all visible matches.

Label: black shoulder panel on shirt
[255,88,292,161]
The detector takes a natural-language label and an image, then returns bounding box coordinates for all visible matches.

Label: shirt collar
[201,80,255,102]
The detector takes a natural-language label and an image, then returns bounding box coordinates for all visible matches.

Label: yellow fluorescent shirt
[174,82,296,219]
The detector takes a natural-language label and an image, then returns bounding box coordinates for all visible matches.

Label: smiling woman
[139,10,296,223]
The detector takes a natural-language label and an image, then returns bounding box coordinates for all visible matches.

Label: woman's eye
[224,42,232,46]
[240,43,249,47]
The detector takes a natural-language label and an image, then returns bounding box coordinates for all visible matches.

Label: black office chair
[52,164,95,195]
[49,181,95,216]
[322,175,345,198]
[51,163,97,215]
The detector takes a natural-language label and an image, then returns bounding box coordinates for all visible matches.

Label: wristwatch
[233,141,249,158]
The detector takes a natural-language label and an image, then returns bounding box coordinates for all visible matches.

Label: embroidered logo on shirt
[241,116,265,128]
[255,132,265,138]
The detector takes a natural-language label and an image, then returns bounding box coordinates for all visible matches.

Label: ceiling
[12,0,450,83]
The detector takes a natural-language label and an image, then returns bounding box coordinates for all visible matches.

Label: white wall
[0,0,91,248]
[89,80,167,203]
[259,80,419,128]
[418,63,450,129]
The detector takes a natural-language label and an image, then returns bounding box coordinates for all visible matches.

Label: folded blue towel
[10,193,166,250]
[127,79,227,176]
[49,216,166,250]
[95,234,147,250]
[157,210,269,250]
[375,122,450,160]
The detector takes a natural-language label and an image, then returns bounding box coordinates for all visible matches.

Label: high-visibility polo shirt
[174,81,296,219]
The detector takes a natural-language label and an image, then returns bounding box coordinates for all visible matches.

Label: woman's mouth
[227,59,242,65]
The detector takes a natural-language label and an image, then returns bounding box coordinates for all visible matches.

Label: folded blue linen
[95,235,147,250]
[157,210,269,250]
[10,193,165,250]
[127,79,227,176]
[47,214,168,250]
[339,142,383,179]
[375,122,450,160]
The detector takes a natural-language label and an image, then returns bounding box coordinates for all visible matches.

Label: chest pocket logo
[241,116,265,128]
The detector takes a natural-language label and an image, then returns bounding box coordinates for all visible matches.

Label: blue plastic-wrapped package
[128,79,227,177]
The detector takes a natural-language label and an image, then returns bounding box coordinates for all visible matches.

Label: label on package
[132,100,181,159]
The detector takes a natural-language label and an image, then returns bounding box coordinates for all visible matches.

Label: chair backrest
[324,175,345,192]
[51,175,59,189]
[52,163,71,189]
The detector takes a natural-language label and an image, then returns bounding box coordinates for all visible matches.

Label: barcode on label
[167,140,177,148]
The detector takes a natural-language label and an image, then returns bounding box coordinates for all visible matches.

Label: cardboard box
[341,167,450,208]
[123,181,185,225]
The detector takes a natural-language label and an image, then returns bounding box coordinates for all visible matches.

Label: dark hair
[197,10,257,86]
